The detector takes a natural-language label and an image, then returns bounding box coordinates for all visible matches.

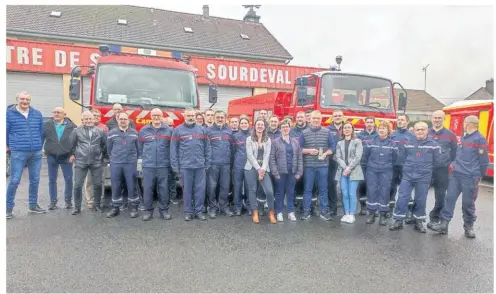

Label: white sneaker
[288,212,296,221]
[341,214,349,223]
[277,213,284,222]
[348,214,356,224]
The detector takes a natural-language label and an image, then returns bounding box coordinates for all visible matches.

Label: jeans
[244,168,274,212]
[340,176,359,214]
[74,164,103,209]
[7,150,42,209]
[274,173,297,214]
[47,154,73,202]
[304,167,328,214]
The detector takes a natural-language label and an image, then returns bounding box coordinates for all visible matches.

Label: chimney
[486,78,494,96]
[243,5,261,23]
[202,5,209,19]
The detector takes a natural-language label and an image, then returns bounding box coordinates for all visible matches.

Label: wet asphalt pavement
[6,166,494,293]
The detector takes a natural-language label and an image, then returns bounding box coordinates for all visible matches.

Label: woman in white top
[244,119,277,224]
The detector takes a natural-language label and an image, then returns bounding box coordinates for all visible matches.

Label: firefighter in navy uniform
[426,110,458,229]
[327,110,344,216]
[389,114,415,220]
[429,115,489,238]
[138,109,173,221]
[106,112,140,218]
[290,111,311,213]
[389,122,442,233]
[206,110,234,218]
[357,116,378,215]
[171,108,211,221]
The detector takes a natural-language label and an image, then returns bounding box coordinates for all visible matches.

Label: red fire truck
[68,45,218,129]
[443,100,494,177]
[227,56,408,129]
[68,45,218,192]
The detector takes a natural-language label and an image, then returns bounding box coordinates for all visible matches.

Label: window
[184,27,193,33]
[240,34,250,40]
[117,19,128,25]
[320,74,394,112]
[50,11,62,17]
[95,64,198,109]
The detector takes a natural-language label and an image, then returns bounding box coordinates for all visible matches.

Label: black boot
[48,200,58,210]
[129,206,139,218]
[389,219,404,231]
[428,219,449,234]
[366,212,376,224]
[360,203,367,215]
[379,212,388,226]
[94,205,104,213]
[464,224,476,239]
[107,207,120,218]
[405,211,416,224]
[426,218,439,230]
[71,207,81,215]
[65,200,73,209]
[414,220,426,233]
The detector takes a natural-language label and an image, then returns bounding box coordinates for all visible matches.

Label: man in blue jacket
[426,110,458,229]
[206,110,234,218]
[106,112,140,218]
[139,108,173,221]
[389,114,416,220]
[429,115,489,238]
[6,92,46,218]
[171,108,212,221]
[390,122,441,233]
[357,116,378,215]
[327,110,343,216]
[267,115,281,140]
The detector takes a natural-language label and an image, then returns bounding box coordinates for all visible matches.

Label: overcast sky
[155,4,493,104]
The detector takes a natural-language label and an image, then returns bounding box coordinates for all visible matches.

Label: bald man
[106,103,136,130]
[69,111,107,215]
[429,115,489,238]
[426,110,458,229]
[43,107,77,210]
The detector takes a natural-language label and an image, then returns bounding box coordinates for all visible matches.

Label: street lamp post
[422,64,430,91]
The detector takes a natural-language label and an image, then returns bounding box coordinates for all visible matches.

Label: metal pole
[422,64,430,91]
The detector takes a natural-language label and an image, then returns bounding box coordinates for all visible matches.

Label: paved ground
[6,166,494,293]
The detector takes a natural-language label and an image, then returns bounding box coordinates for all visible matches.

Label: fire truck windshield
[95,64,198,109]
[319,74,394,113]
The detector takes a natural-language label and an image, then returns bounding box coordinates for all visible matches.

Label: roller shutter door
[198,85,252,112]
[82,77,92,108]
[6,72,63,118]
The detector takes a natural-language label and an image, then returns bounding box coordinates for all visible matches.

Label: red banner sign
[6,39,323,89]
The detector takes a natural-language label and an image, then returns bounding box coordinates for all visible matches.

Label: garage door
[198,85,252,112]
[82,77,92,108]
[7,72,63,118]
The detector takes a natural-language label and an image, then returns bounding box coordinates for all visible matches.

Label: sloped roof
[465,87,493,100]
[394,89,445,112]
[6,5,293,62]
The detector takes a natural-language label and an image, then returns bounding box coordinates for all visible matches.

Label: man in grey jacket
[69,111,107,215]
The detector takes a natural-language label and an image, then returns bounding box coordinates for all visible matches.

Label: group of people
[6,91,489,238]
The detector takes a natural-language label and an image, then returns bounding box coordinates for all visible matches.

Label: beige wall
[253,88,268,95]
[63,74,82,125]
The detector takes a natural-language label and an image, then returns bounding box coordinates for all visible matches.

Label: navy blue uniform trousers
[207,164,231,212]
[180,168,206,215]
[429,166,450,221]
[111,163,139,207]
[393,179,430,221]
[142,167,170,213]
[366,169,393,213]
[440,171,480,226]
